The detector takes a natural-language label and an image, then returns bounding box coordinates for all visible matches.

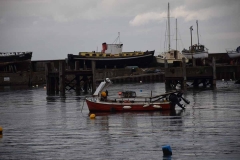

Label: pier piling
[59,61,66,96]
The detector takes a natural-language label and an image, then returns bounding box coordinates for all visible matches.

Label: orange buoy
[90,114,96,119]
[101,92,107,97]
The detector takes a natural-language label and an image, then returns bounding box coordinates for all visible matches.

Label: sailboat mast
[196,20,199,46]
[168,3,170,51]
[190,26,193,51]
[176,19,177,51]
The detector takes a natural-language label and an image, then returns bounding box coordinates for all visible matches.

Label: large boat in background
[156,3,188,66]
[0,52,32,66]
[0,51,32,73]
[182,20,209,59]
[182,44,208,59]
[226,46,240,58]
[68,33,154,68]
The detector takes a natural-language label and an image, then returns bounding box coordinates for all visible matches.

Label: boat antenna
[168,2,171,51]
[196,20,199,45]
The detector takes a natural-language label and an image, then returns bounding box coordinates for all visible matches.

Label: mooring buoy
[90,114,96,119]
[162,145,172,156]
[0,126,3,137]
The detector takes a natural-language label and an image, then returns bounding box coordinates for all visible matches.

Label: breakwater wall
[0,60,239,86]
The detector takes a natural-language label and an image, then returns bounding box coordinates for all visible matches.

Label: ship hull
[68,50,155,68]
[227,51,240,58]
[86,98,175,112]
[0,52,32,63]
[182,52,208,59]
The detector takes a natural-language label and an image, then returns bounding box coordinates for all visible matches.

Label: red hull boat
[86,78,190,112]
[86,98,175,112]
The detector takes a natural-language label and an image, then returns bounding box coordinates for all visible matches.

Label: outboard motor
[177,92,190,104]
[169,92,190,109]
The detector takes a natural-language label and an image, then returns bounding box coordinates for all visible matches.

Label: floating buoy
[101,91,107,97]
[162,145,172,156]
[0,126,2,136]
[90,114,96,119]
[140,81,142,83]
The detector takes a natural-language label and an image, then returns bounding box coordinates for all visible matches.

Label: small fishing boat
[86,78,190,112]
[182,20,209,59]
[226,46,240,58]
[182,44,208,59]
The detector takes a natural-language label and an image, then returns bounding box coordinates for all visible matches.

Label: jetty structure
[0,50,239,93]
[45,61,93,96]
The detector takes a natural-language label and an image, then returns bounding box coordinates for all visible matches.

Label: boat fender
[153,105,161,108]
[123,106,131,109]
[143,103,150,107]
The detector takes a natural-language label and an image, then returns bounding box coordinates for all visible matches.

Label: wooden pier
[97,72,165,83]
[40,52,240,95]
[164,57,217,90]
[45,61,95,95]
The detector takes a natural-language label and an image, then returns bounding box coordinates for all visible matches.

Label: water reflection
[0,81,240,159]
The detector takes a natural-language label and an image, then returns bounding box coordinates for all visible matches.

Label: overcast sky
[0,0,239,60]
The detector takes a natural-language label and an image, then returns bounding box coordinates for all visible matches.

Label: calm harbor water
[0,81,240,160]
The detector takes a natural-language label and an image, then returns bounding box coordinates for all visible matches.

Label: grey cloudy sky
[0,0,239,60]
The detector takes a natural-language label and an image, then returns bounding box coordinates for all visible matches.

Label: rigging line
[112,32,120,44]
[177,28,185,51]
[112,37,118,44]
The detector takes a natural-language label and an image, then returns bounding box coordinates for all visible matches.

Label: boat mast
[168,3,170,51]
[118,32,120,44]
[196,20,199,46]
[176,19,177,51]
[190,26,193,52]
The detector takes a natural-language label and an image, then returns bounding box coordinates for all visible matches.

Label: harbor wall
[0,60,240,86]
